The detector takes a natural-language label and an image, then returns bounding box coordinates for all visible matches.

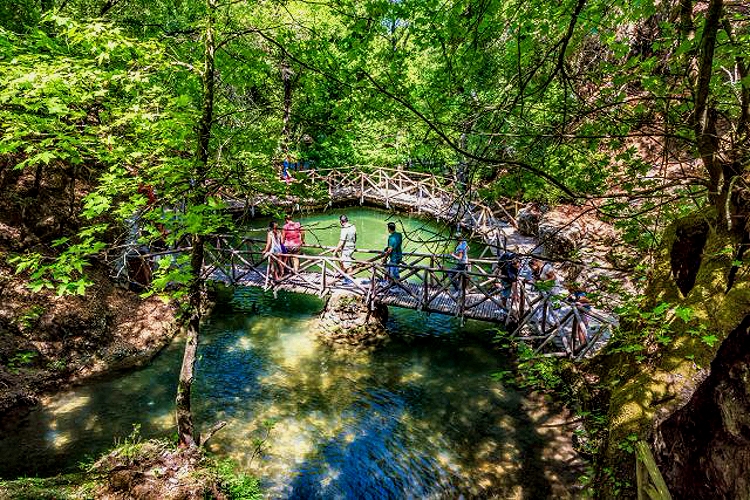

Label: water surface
[0,209,583,498]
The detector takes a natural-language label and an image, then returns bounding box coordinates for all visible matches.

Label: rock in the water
[316,292,388,348]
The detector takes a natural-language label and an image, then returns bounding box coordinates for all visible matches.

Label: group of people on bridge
[260,212,594,349]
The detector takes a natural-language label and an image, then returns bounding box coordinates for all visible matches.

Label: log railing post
[635,441,672,500]
[320,259,327,295]
[367,263,377,308]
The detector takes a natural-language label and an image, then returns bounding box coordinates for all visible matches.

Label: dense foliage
[3,0,749,244]
[2,0,748,480]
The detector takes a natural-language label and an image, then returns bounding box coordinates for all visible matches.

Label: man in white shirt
[449,231,469,292]
[334,214,357,282]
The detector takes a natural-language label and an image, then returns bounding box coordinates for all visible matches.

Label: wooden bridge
[117,165,617,359]
[224,165,537,255]
[195,235,615,360]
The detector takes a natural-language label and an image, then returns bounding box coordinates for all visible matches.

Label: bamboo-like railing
[636,441,672,500]
[197,235,616,359]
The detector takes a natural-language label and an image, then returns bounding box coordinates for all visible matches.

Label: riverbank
[0,262,177,417]
[0,169,178,417]
[0,434,260,500]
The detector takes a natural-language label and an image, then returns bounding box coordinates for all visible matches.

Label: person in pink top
[282,214,305,272]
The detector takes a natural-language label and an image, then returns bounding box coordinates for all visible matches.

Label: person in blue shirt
[281,156,293,184]
[449,231,469,292]
[383,222,403,282]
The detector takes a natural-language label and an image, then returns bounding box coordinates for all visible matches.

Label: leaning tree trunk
[175,0,216,449]
[175,235,205,448]
[692,0,732,226]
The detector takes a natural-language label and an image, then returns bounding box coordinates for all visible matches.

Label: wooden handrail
[635,441,672,500]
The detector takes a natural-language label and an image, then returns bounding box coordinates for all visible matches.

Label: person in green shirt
[383,222,403,281]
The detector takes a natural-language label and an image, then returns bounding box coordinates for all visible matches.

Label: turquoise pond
[0,208,583,498]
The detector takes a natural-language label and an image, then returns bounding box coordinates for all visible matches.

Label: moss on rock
[588,213,750,498]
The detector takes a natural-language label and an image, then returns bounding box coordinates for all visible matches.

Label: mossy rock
[590,213,750,498]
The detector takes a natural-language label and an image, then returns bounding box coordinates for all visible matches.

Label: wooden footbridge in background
[118,166,617,359]
[224,165,536,254]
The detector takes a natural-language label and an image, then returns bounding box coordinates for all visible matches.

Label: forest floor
[0,167,177,418]
[0,435,260,499]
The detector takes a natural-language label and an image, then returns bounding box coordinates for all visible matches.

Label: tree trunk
[692,0,728,223]
[175,0,216,449]
[281,59,293,153]
[175,235,205,448]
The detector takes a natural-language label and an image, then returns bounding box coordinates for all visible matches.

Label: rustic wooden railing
[635,441,672,500]
[194,235,615,359]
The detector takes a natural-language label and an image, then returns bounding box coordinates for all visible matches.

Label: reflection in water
[0,210,584,498]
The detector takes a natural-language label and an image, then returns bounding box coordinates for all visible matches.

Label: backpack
[498,251,519,280]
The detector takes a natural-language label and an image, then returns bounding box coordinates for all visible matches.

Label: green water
[248,206,481,257]
[0,209,583,498]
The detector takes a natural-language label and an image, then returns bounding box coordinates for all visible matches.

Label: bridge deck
[207,268,509,323]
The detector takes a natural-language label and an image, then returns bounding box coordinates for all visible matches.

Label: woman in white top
[263,220,284,280]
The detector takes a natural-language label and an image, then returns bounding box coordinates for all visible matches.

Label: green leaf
[701,335,719,347]
[674,306,693,323]
[652,302,670,316]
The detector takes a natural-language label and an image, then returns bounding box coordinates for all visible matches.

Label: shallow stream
[0,208,583,498]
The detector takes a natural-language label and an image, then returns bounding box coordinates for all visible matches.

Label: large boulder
[516,204,544,236]
[538,212,585,259]
[317,292,389,348]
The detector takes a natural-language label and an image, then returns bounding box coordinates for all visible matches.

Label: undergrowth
[0,425,263,500]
